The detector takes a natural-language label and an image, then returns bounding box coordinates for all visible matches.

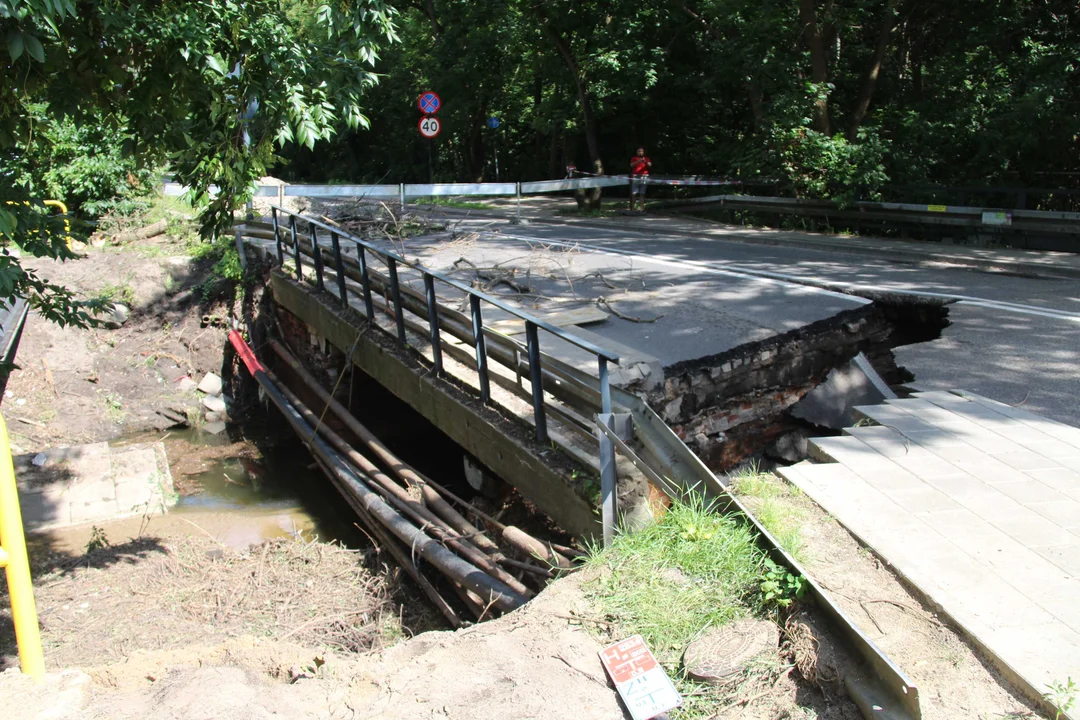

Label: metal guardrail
[660,193,1080,239]
[267,206,622,542]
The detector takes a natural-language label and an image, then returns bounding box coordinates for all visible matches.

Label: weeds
[96,277,136,307]
[584,493,771,718]
[1046,677,1076,720]
[729,466,808,563]
[85,525,110,553]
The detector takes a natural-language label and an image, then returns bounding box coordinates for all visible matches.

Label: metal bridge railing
[268,206,622,542]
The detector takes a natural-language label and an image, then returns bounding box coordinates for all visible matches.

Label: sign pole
[428,140,434,184]
[493,132,500,183]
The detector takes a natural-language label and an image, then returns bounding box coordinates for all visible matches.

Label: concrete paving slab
[15,441,176,531]
[789,391,1080,708]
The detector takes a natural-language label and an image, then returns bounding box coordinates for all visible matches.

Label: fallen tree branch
[596,296,664,323]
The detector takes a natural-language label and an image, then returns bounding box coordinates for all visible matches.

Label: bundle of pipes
[228,331,579,627]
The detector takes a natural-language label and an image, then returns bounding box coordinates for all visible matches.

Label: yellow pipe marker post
[0,413,45,679]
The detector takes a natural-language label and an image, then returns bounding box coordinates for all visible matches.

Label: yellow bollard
[3,199,72,250]
[42,200,72,250]
[0,413,45,680]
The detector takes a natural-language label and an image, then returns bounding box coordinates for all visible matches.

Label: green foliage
[0,0,396,326]
[6,106,156,218]
[1046,676,1077,720]
[585,494,764,664]
[766,126,890,202]
[85,525,110,553]
[280,0,1079,203]
[759,557,807,609]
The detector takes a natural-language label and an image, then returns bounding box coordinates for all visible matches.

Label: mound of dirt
[5,235,240,453]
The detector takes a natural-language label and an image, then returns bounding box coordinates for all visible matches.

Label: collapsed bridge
[232,203,950,719]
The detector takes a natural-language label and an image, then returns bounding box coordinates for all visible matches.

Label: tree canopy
[1,0,395,325]
[281,0,1080,204]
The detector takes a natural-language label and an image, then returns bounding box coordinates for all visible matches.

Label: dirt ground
[2,532,866,720]
[734,475,1046,720]
[5,230,235,454]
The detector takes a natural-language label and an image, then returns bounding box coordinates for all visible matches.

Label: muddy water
[33,425,363,557]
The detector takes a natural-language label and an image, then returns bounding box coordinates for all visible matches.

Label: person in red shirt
[630,147,651,211]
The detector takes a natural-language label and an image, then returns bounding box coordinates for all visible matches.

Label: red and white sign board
[418,116,441,139]
[599,635,681,720]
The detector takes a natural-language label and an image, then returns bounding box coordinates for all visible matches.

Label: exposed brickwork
[651,300,949,471]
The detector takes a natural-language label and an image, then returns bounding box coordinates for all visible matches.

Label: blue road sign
[487,117,500,129]
[418,92,441,114]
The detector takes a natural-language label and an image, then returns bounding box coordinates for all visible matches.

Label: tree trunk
[540,16,604,208]
[799,0,831,135]
[847,1,896,140]
[748,82,765,129]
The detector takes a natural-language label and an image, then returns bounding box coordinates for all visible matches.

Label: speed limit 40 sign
[418,116,441,139]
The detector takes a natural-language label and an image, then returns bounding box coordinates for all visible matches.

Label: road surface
[449,215,1080,427]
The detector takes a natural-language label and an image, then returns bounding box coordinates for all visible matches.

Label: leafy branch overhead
[1,0,397,325]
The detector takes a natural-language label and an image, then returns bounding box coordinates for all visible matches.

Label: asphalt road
[463,217,1080,427]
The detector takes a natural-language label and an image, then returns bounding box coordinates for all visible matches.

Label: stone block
[177,377,198,393]
[1026,500,1080,530]
[197,372,224,396]
[993,480,1068,506]
[203,395,227,413]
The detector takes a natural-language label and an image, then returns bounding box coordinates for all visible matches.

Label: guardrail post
[628,177,634,212]
[289,214,303,282]
[516,182,521,221]
[0,414,45,680]
[387,257,406,346]
[469,295,490,403]
[309,223,325,292]
[399,183,406,213]
[271,208,284,266]
[598,357,616,547]
[355,243,375,321]
[525,321,548,444]
[330,231,347,308]
[423,273,443,375]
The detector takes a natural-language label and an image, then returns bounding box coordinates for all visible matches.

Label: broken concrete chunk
[109,303,129,327]
[205,411,224,423]
[177,377,198,393]
[202,395,227,414]
[31,452,47,467]
[203,421,227,435]
[197,372,223,396]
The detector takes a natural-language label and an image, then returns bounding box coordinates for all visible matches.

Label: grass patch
[729,466,808,563]
[584,494,771,718]
[95,275,136,307]
[410,196,492,210]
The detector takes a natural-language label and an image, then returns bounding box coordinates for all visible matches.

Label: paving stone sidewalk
[778,390,1080,710]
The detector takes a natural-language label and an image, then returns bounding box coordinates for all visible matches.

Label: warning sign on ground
[599,635,681,719]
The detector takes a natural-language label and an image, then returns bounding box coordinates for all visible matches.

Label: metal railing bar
[331,231,348,308]
[470,295,491,403]
[525,321,548,444]
[310,222,325,291]
[387,257,407,346]
[424,273,443,375]
[270,207,619,363]
[355,242,376,321]
[271,208,284,266]
[289,214,303,281]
